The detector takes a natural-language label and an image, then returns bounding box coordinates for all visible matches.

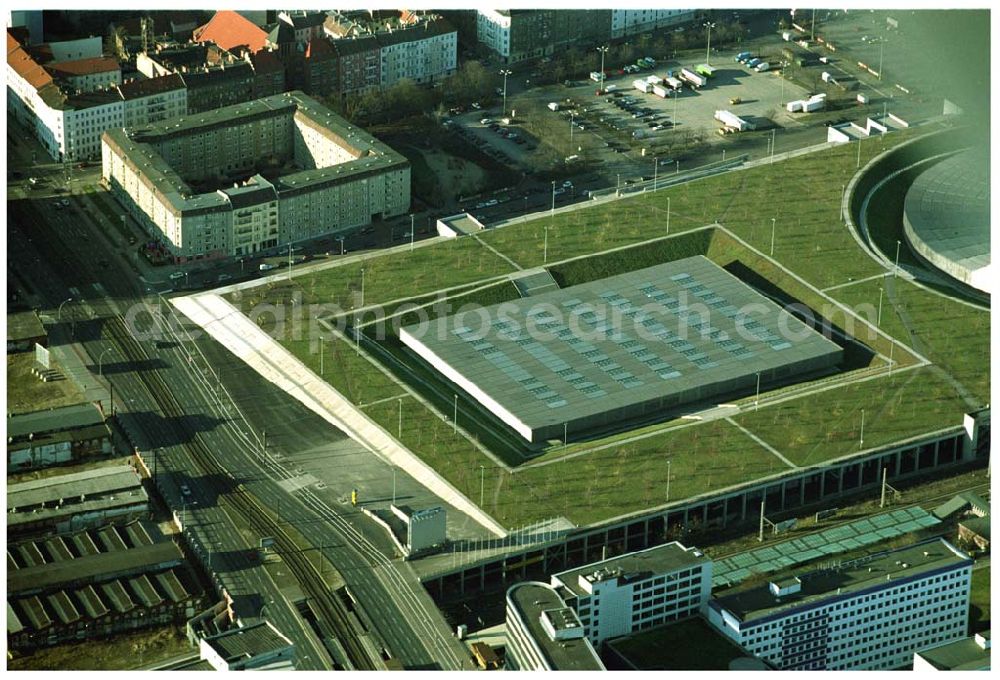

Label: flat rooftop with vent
[400,256,843,443]
[712,537,971,623]
[101,90,410,260]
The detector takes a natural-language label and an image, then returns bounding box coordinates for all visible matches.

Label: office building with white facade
[101,90,409,260]
[707,538,973,670]
[505,581,605,670]
[550,542,713,647]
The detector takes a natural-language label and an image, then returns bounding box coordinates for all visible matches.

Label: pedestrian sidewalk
[172,292,507,538]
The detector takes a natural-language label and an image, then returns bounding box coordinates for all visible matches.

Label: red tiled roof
[7,36,55,90]
[48,56,120,77]
[193,10,268,53]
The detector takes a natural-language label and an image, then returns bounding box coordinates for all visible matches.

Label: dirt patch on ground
[419,148,488,198]
[6,351,85,414]
[8,624,192,670]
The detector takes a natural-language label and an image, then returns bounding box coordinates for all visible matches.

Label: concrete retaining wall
[172,293,508,537]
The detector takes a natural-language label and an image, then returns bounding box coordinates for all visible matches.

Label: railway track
[12,197,391,670]
[105,312,377,671]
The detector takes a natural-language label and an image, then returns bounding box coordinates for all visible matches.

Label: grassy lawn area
[218,123,987,529]
[229,234,516,315]
[733,366,969,468]
[968,567,990,635]
[6,351,86,414]
[363,398,785,526]
[827,262,989,405]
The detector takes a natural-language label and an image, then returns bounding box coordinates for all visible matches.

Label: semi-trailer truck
[633,79,652,93]
[714,109,755,131]
[680,68,707,88]
[695,63,718,78]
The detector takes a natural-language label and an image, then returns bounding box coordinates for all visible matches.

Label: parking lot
[576,61,812,140]
[446,110,541,169]
[423,11,965,228]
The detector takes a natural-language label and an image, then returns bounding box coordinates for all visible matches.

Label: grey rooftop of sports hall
[399,255,843,442]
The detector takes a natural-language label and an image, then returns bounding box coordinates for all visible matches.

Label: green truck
[695,63,718,78]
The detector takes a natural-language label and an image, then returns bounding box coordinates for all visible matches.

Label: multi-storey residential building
[118,74,187,128]
[248,49,286,99]
[550,542,713,647]
[330,36,380,94]
[376,18,456,87]
[178,58,256,114]
[7,29,184,161]
[707,538,973,671]
[505,582,605,671]
[610,9,698,38]
[47,56,121,93]
[139,41,286,103]
[277,10,327,46]
[302,38,337,96]
[324,10,456,89]
[476,9,612,63]
[101,91,410,261]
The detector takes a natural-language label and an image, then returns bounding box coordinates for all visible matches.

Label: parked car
[217,273,232,283]
[169,271,185,280]
[259,263,276,272]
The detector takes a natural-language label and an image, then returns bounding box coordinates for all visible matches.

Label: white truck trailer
[714,109,754,131]
[680,68,707,88]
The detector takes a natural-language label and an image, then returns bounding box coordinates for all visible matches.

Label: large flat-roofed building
[199,621,295,670]
[505,581,605,670]
[7,403,112,472]
[400,256,843,443]
[8,464,147,537]
[551,542,712,647]
[101,90,410,260]
[914,631,991,671]
[706,538,973,670]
